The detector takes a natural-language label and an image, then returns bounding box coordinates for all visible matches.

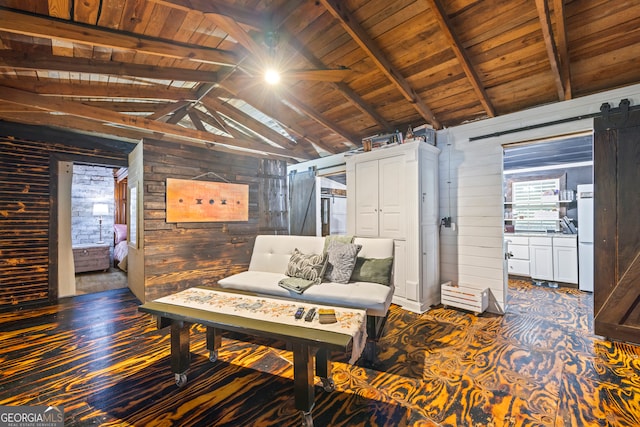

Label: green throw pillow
[350,257,393,286]
[323,234,354,253]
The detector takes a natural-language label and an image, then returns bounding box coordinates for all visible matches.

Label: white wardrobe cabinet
[353,155,405,238]
[347,141,440,313]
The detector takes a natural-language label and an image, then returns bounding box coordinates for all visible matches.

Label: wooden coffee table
[138,286,367,427]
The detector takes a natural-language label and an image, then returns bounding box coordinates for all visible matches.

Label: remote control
[294,307,305,319]
[304,307,316,322]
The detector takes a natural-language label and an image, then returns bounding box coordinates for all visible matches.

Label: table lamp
[93,203,109,243]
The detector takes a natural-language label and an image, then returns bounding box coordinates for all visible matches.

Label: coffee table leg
[171,320,190,387]
[315,348,335,392]
[291,342,314,425]
[206,326,221,362]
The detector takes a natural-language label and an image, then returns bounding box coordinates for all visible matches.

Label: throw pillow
[350,257,393,286]
[324,241,362,284]
[114,224,127,244]
[285,248,327,283]
[322,234,354,253]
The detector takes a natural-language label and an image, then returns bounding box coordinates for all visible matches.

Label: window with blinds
[511,178,560,232]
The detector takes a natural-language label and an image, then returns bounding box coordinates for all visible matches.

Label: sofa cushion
[218,235,396,317]
[324,241,362,284]
[351,257,393,286]
[248,235,325,274]
[284,248,327,283]
[218,271,393,317]
[218,271,291,297]
[301,281,392,317]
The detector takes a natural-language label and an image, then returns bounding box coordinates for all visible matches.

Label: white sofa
[218,235,395,343]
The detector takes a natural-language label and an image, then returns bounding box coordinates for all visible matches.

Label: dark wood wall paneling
[0,121,132,311]
[142,139,288,301]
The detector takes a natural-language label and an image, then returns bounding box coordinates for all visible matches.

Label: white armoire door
[354,160,379,237]
[378,155,405,239]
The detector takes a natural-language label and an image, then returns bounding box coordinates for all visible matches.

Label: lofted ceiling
[0,0,639,162]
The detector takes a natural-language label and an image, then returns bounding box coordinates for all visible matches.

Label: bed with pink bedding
[113,224,128,272]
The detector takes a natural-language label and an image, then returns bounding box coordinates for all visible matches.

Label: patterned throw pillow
[324,241,362,284]
[285,248,327,283]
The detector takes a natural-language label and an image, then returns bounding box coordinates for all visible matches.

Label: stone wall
[71,165,115,247]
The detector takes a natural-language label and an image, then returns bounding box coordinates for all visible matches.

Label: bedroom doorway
[62,162,129,296]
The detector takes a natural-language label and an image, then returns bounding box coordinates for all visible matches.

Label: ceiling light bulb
[265,69,281,85]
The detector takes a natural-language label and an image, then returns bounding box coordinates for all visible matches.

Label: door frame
[49,154,128,301]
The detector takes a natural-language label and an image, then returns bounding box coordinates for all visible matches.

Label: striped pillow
[285,248,327,284]
[324,241,362,284]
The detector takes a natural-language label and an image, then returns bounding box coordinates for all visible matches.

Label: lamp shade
[93,203,109,216]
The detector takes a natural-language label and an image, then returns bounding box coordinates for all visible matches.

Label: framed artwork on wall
[166,178,249,223]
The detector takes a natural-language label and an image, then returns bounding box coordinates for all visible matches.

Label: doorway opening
[288,165,347,237]
[319,173,347,236]
[503,132,593,293]
[70,164,128,295]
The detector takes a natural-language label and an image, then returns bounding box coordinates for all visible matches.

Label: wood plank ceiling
[0,0,639,162]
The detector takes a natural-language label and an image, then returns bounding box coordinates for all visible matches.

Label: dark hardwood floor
[1,279,639,426]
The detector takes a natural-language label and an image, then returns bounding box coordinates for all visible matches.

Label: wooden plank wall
[0,121,130,310]
[142,139,288,301]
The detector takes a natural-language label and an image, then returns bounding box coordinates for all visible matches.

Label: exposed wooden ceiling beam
[553,0,572,100]
[192,108,236,136]
[0,78,197,101]
[146,101,192,120]
[283,33,392,131]
[199,102,310,158]
[0,103,42,113]
[0,52,219,83]
[143,0,356,152]
[165,104,190,125]
[201,22,356,147]
[318,0,441,129]
[0,111,298,162]
[216,79,337,156]
[0,85,309,160]
[149,0,264,30]
[0,111,144,142]
[425,0,495,118]
[281,87,359,147]
[181,0,391,132]
[187,110,208,132]
[79,101,162,113]
[201,96,299,150]
[535,0,565,100]
[0,6,237,67]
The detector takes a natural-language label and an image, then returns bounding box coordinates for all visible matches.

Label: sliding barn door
[593,103,640,343]
[289,169,316,236]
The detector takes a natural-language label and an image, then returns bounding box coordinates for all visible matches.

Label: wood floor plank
[0,280,639,426]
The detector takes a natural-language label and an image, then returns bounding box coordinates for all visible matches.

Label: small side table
[73,243,110,273]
